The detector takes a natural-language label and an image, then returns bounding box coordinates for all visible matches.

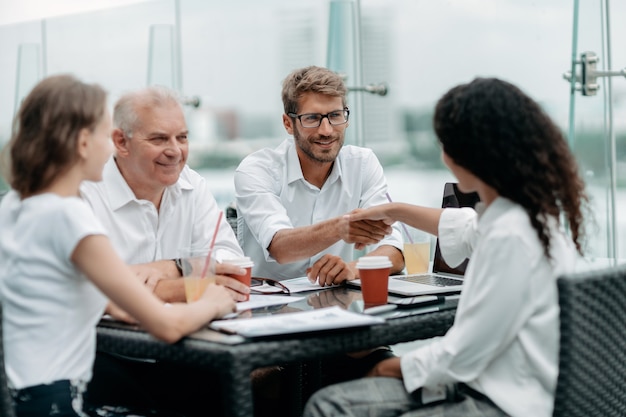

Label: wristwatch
[173,258,183,275]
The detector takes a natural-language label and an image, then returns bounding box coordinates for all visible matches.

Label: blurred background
[0,0,625,260]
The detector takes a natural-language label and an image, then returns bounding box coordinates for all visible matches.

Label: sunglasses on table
[250,277,291,296]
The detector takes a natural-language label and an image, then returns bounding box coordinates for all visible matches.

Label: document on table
[210,306,385,338]
[249,276,339,294]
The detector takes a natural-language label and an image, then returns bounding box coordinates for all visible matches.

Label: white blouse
[400,198,579,417]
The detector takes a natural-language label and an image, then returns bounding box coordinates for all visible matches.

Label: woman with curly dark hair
[303,78,588,417]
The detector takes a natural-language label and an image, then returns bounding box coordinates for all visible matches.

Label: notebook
[349,182,480,297]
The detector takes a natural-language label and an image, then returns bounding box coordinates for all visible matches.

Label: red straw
[201,211,223,278]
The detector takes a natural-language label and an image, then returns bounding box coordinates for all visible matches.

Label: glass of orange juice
[402,227,431,274]
[180,248,217,303]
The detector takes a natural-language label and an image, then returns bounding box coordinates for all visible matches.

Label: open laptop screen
[432,183,480,276]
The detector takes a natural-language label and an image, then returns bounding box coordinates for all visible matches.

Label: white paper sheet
[211,306,384,337]
[250,276,339,294]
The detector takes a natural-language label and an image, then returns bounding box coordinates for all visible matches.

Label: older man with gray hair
[80,85,246,416]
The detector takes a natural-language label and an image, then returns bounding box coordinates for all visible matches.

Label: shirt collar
[286,140,304,184]
[285,138,343,186]
[102,157,193,210]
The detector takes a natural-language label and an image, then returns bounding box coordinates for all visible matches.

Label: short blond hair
[281,66,347,115]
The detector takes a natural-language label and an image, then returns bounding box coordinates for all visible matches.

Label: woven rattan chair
[0,305,16,417]
[553,265,626,417]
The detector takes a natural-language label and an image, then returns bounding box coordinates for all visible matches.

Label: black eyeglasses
[250,277,291,295]
[287,108,350,128]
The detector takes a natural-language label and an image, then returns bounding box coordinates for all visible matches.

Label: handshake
[342,206,395,250]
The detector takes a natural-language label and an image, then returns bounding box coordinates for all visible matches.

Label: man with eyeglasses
[234,66,405,400]
[235,65,404,285]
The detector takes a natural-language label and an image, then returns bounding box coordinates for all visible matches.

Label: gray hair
[113,85,183,137]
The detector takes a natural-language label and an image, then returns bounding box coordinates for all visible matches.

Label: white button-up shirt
[81,157,243,264]
[234,138,402,280]
[401,198,579,417]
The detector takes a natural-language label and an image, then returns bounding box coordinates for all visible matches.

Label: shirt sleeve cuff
[401,351,426,394]
[438,208,476,268]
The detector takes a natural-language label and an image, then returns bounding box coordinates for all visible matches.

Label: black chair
[0,305,16,417]
[225,201,246,250]
[553,265,626,417]
[225,201,238,234]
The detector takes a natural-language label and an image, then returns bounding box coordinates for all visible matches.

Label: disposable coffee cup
[222,256,254,301]
[356,256,392,307]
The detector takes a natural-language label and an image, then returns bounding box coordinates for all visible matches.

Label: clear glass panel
[327,0,357,80]
[14,43,41,113]
[327,0,362,146]
[611,0,626,260]
[43,0,175,95]
[148,24,176,88]
[567,0,624,260]
[0,0,624,240]
[0,20,41,145]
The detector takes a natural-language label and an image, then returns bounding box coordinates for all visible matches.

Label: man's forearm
[268,218,342,264]
[152,259,181,279]
[154,278,186,303]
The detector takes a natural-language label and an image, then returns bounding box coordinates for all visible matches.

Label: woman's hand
[348,205,396,225]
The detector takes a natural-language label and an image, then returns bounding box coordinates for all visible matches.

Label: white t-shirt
[400,198,579,417]
[0,191,108,389]
[234,138,403,280]
[80,157,243,264]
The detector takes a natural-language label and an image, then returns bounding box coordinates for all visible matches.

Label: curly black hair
[434,77,587,258]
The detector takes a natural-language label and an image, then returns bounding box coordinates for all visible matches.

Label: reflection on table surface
[240,286,364,318]
[234,285,459,322]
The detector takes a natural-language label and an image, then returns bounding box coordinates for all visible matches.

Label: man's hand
[130,263,176,292]
[307,254,356,287]
[215,262,251,302]
[338,212,392,250]
[366,357,403,379]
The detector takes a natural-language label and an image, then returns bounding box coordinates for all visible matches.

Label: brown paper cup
[222,256,254,301]
[357,256,392,307]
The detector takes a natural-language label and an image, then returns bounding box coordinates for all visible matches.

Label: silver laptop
[349,183,479,297]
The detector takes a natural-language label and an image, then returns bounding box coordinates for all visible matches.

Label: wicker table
[96,287,457,417]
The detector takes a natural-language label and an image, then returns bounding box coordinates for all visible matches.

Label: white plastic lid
[222,256,254,268]
[356,256,392,269]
